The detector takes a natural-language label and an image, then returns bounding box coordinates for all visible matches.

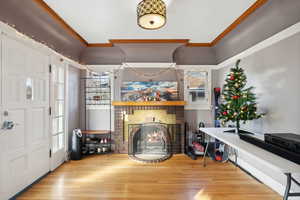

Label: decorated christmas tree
[218,60,264,133]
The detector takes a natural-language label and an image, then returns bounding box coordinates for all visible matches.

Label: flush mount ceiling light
[137,0,167,30]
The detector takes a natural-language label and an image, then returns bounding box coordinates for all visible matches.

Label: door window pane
[55,100,64,117]
[52,135,58,152]
[52,118,58,135]
[58,117,64,133]
[58,67,65,83]
[54,83,64,100]
[58,133,64,150]
[52,117,64,134]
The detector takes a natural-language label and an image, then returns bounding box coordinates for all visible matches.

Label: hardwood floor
[17,154,281,200]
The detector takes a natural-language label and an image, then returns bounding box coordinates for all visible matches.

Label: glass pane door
[51,62,66,170]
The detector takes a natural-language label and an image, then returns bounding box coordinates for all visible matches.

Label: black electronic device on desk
[239,132,300,165]
[265,133,300,154]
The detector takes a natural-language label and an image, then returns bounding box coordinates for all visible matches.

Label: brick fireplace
[112,104,185,155]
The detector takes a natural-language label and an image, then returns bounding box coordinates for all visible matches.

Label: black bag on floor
[71,129,82,160]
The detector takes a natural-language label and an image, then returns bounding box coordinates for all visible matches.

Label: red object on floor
[215,155,222,161]
[192,142,205,152]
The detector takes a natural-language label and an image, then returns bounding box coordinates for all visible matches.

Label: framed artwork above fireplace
[121,81,178,101]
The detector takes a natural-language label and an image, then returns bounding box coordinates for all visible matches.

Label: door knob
[1,121,19,130]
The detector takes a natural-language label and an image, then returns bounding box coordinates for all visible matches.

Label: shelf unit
[81,131,112,155]
[82,72,112,154]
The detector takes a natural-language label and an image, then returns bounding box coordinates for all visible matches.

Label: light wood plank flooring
[17,154,281,200]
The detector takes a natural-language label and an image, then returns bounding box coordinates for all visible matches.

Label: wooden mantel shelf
[112,101,186,106]
[82,130,110,135]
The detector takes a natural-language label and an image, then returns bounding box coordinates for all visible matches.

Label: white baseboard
[236,158,285,196]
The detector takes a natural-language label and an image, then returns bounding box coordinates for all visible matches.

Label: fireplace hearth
[128,122,173,163]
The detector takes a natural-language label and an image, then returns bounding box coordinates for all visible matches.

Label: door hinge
[49,107,52,116]
[49,65,52,73]
[49,149,52,158]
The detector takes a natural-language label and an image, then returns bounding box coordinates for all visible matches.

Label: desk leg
[283,173,300,200]
[284,173,291,200]
[234,149,238,167]
[203,140,209,167]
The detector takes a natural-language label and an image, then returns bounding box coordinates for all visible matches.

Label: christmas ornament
[232,95,239,100]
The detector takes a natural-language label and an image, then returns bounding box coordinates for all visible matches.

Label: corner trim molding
[186,43,212,47]
[88,40,212,47]
[216,21,300,69]
[87,43,113,47]
[110,39,189,44]
[33,0,88,46]
[211,0,268,46]
[123,62,176,68]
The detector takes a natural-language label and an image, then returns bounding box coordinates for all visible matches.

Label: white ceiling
[43,0,256,43]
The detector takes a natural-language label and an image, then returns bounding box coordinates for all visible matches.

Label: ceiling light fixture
[137,0,167,30]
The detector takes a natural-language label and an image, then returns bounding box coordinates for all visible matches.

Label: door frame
[49,56,69,171]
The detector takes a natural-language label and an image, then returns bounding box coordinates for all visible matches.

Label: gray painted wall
[80,44,217,65]
[214,32,300,194]
[115,43,184,63]
[80,47,126,65]
[67,66,81,151]
[0,0,86,61]
[174,46,216,65]
[214,0,300,63]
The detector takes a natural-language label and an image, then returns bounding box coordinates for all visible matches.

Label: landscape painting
[121,81,178,101]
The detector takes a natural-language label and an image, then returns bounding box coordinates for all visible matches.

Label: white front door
[50,58,66,171]
[0,36,50,199]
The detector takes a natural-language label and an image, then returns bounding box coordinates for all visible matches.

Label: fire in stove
[147,131,163,143]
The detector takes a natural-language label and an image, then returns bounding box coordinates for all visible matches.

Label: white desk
[200,128,300,200]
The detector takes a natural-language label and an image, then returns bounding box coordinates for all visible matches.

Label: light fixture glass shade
[137,0,166,30]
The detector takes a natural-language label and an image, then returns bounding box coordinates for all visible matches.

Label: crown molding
[109,39,189,44]
[211,0,268,46]
[33,0,267,48]
[87,43,113,47]
[186,43,212,47]
[89,40,212,47]
[33,0,88,46]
